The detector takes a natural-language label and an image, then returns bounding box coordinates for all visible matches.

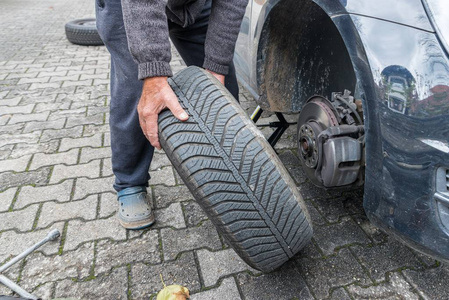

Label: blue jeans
[95,0,239,191]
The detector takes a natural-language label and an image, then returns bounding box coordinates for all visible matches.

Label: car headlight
[422,0,449,55]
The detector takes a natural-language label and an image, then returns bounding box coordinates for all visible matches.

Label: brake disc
[297,96,339,186]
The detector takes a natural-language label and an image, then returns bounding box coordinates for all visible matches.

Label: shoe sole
[119,215,155,230]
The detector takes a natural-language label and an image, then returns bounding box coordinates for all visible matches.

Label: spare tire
[159,66,313,272]
[65,18,103,46]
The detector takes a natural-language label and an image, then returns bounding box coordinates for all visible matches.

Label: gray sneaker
[117,186,155,230]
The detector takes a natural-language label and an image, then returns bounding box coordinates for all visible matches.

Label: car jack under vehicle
[251,89,365,189]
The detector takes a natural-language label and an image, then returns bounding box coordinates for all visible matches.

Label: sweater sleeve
[203,0,249,75]
[121,0,173,79]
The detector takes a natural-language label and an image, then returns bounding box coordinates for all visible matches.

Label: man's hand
[137,77,188,150]
[207,70,225,85]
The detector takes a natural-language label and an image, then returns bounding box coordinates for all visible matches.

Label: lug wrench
[0,229,60,300]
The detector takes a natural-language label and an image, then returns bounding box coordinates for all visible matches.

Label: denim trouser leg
[96,0,153,192]
[95,0,239,192]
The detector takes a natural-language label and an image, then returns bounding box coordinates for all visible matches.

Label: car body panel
[234,0,449,262]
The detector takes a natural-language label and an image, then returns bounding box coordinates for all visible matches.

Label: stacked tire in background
[65,18,103,46]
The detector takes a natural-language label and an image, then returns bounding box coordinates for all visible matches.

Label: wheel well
[257,0,356,113]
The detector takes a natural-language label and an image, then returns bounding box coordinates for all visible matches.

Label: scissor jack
[250,105,296,148]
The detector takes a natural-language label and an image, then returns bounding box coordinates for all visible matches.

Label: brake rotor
[297,96,339,186]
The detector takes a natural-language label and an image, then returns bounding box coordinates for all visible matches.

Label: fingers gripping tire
[159,67,313,272]
[65,18,103,46]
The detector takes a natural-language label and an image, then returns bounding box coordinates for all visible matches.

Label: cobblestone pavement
[1,0,449,299]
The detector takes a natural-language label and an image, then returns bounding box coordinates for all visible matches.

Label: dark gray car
[234,0,449,263]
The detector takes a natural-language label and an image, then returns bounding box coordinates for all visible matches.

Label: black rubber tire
[65,18,104,46]
[159,66,313,272]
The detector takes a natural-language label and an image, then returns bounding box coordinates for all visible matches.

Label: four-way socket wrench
[0,229,60,300]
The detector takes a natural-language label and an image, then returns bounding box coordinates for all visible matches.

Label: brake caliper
[297,90,365,188]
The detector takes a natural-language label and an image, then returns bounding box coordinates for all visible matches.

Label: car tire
[159,66,313,272]
[65,18,103,46]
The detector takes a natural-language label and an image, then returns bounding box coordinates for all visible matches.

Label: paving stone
[30,148,79,170]
[305,200,327,226]
[0,263,21,296]
[0,154,31,172]
[64,217,126,251]
[352,214,389,244]
[352,238,423,282]
[21,243,94,289]
[182,200,208,227]
[79,146,111,163]
[102,157,112,177]
[59,133,103,152]
[8,111,49,125]
[99,192,117,218]
[73,176,114,200]
[66,114,104,128]
[131,252,201,299]
[154,184,193,208]
[197,248,259,287]
[412,250,438,267]
[0,145,13,160]
[50,159,101,184]
[95,231,161,275]
[0,167,51,191]
[17,76,50,85]
[295,239,323,259]
[148,166,176,186]
[0,131,41,148]
[0,104,34,115]
[347,272,419,300]
[40,126,83,143]
[0,204,39,232]
[161,220,222,260]
[191,277,241,300]
[313,196,364,223]
[296,248,371,299]
[298,180,343,201]
[329,287,352,300]
[278,150,301,166]
[23,118,66,133]
[0,96,22,106]
[0,115,9,126]
[313,217,370,256]
[103,132,110,146]
[237,263,313,300]
[0,123,25,134]
[403,264,449,300]
[48,107,86,121]
[15,180,73,209]
[37,195,98,228]
[83,124,109,137]
[60,79,92,88]
[55,266,128,300]
[153,202,186,229]
[31,282,55,300]
[9,140,59,159]
[0,223,64,257]
[0,187,16,211]
[86,106,108,117]
[150,153,172,171]
[286,165,311,185]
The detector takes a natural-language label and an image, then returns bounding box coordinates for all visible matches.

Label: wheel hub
[299,123,320,168]
[297,97,339,186]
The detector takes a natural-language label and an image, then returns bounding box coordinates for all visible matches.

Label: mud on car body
[234,0,449,262]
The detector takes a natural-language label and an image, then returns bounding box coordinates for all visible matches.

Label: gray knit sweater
[121,0,248,79]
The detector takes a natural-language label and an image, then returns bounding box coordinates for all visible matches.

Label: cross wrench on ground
[0,229,60,300]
